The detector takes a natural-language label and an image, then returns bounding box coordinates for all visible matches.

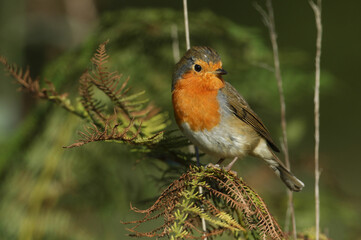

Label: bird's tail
[266,154,304,192]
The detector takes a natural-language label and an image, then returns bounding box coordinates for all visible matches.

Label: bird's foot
[206,163,238,176]
[221,157,239,176]
[206,163,220,169]
[226,168,238,177]
[224,157,238,171]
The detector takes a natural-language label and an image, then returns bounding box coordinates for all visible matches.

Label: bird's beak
[214,68,227,75]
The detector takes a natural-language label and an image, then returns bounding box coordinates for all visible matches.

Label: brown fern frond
[0,56,88,118]
[200,228,228,239]
[64,114,163,149]
[64,116,139,148]
[88,41,134,118]
[127,225,168,238]
[224,174,284,239]
[123,166,285,239]
[129,173,189,217]
[79,72,107,125]
[1,56,59,99]
[204,170,284,239]
[2,41,166,150]
[86,41,155,122]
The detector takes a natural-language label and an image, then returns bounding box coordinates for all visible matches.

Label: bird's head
[172,46,227,91]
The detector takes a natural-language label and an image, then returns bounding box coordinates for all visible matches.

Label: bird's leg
[206,158,224,168]
[224,157,238,171]
[207,157,238,176]
[216,158,225,166]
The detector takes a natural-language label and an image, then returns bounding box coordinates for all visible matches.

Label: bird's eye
[194,64,202,72]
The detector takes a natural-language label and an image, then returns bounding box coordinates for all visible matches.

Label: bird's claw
[206,163,220,169]
[206,163,238,176]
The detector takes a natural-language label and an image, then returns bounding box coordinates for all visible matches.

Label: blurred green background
[0,0,360,239]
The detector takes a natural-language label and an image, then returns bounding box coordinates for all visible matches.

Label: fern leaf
[0,56,87,118]
[123,166,285,239]
[79,72,107,125]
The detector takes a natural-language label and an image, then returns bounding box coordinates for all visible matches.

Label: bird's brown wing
[220,82,280,152]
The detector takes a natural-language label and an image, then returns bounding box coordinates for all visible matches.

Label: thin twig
[284,198,291,233]
[183,0,191,50]
[287,191,296,239]
[254,1,296,238]
[266,0,290,171]
[309,1,322,240]
[194,145,206,237]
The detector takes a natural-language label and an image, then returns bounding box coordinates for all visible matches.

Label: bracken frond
[1,42,167,149]
[0,56,57,98]
[0,56,87,118]
[79,72,107,126]
[66,41,167,147]
[123,166,285,240]
[64,114,164,148]
[88,40,144,119]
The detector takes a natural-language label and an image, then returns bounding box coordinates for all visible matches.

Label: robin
[172,46,304,192]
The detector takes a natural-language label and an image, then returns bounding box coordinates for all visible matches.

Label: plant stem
[183,0,190,50]
[309,1,322,240]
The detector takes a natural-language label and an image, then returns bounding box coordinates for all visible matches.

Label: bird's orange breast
[172,73,225,131]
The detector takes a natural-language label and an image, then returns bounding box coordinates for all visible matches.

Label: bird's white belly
[180,121,252,158]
